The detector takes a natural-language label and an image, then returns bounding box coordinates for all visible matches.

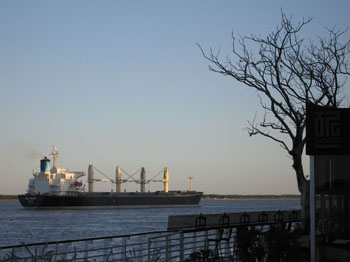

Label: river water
[0,199,300,247]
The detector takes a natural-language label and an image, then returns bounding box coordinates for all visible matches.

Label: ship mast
[189,176,193,191]
[51,146,58,170]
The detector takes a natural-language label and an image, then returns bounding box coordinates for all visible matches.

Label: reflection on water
[0,199,300,246]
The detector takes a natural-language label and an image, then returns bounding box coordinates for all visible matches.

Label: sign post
[306,102,350,262]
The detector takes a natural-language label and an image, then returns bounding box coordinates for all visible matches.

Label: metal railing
[0,210,302,262]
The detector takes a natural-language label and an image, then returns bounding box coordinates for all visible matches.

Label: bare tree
[199,12,350,229]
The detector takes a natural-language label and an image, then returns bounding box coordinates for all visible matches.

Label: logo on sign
[314,111,341,149]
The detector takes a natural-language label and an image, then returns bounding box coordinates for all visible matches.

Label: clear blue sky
[1,0,349,195]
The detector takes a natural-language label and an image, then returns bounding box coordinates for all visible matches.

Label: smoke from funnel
[27,150,44,159]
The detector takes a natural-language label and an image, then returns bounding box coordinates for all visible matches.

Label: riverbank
[0,195,17,201]
[202,194,300,200]
[0,194,301,201]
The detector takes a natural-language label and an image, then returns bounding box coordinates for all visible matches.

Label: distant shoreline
[202,197,300,200]
[0,195,18,201]
[202,194,300,200]
[0,199,17,202]
[0,194,301,201]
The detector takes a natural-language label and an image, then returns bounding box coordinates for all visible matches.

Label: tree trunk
[300,179,310,232]
[292,149,310,232]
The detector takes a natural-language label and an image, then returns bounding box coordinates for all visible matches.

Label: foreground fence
[0,210,304,262]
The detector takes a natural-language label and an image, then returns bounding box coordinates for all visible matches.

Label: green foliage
[264,224,307,262]
[235,226,265,262]
[234,225,308,262]
[184,249,219,262]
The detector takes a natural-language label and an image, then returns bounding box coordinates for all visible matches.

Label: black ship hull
[18,191,202,208]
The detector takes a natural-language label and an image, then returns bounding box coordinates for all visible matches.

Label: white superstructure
[27,147,85,195]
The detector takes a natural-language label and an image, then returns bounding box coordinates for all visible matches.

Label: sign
[306,103,350,155]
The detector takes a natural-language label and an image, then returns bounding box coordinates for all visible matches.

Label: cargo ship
[18,147,202,208]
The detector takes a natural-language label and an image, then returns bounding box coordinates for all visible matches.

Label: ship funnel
[88,164,94,192]
[40,157,50,173]
[116,166,121,193]
[164,167,169,193]
[140,167,146,193]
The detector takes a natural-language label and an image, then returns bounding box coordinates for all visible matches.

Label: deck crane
[87,165,170,193]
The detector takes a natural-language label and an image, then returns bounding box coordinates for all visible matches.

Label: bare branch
[199,11,350,194]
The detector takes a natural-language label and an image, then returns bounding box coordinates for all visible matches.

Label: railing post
[104,238,111,261]
[195,213,206,228]
[62,243,71,260]
[274,210,284,223]
[224,229,231,258]
[179,231,184,262]
[122,236,129,262]
[165,235,170,261]
[148,237,151,262]
[137,235,145,262]
[240,212,250,224]
[84,240,92,262]
[204,230,208,250]
[220,213,230,226]
[258,211,268,223]
[192,232,197,250]
[168,234,174,261]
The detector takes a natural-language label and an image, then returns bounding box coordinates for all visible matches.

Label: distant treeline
[202,194,300,199]
[0,194,17,200]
